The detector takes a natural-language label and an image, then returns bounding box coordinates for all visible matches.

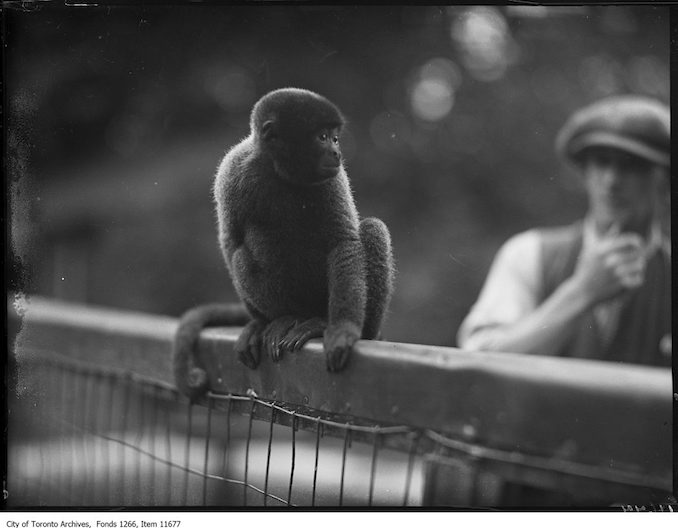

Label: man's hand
[572,224,646,306]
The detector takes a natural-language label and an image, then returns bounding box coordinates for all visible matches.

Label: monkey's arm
[173,303,250,400]
[324,238,368,371]
[214,142,255,265]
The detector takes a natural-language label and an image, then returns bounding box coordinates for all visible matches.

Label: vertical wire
[287,413,297,507]
[164,397,173,505]
[468,460,481,507]
[60,366,70,505]
[21,420,31,500]
[87,371,101,505]
[66,370,82,505]
[148,387,159,507]
[368,427,380,507]
[75,368,87,505]
[68,369,82,505]
[120,376,131,505]
[37,423,45,505]
[54,363,64,504]
[37,363,49,504]
[183,402,194,506]
[422,440,446,507]
[103,374,114,507]
[30,362,40,503]
[311,418,322,507]
[70,368,81,505]
[202,398,214,507]
[243,399,256,507]
[38,362,51,503]
[134,387,145,506]
[402,431,420,507]
[80,369,92,506]
[51,363,62,503]
[338,426,351,507]
[221,395,233,477]
[50,363,61,503]
[81,370,92,505]
[221,397,233,492]
[263,406,276,506]
[94,372,105,505]
[53,363,64,503]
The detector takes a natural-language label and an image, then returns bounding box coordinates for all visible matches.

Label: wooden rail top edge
[8,295,674,486]
[10,295,671,390]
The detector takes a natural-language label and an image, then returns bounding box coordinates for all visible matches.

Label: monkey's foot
[235,320,266,369]
[262,316,299,362]
[324,322,360,372]
[280,317,326,353]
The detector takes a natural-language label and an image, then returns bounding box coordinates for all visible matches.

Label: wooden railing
[8,295,675,507]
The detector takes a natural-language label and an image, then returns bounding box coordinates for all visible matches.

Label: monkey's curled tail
[172,303,250,401]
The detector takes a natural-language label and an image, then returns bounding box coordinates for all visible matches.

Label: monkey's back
[214,143,361,321]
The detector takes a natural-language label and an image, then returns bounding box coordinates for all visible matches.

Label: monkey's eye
[318,132,329,142]
[332,136,339,144]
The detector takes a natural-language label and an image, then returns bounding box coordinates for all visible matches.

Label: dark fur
[173,88,394,400]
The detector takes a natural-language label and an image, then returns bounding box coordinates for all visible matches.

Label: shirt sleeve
[457,230,543,351]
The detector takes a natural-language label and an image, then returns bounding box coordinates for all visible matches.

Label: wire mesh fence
[8,353,429,507]
[7,297,675,508]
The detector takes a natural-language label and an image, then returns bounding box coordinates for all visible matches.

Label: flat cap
[555,95,670,167]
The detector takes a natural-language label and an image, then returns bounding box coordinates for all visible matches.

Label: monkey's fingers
[324,328,359,372]
[282,317,326,353]
[326,343,353,372]
[262,316,299,362]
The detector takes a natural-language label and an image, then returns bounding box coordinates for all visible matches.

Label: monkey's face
[272,126,344,186]
[313,127,343,182]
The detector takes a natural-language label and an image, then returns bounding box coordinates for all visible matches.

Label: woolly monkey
[173,88,394,400]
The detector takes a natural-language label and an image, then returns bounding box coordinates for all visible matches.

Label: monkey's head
[251,88,346,185]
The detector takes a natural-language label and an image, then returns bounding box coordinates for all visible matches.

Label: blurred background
[6,4,670,347]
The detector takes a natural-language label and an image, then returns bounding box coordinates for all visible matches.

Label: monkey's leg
[261,316,300,362]
[359,217,395,340]
[235,318,267,369]
[280,317,326,353]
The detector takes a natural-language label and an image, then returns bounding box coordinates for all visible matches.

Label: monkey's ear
[261,120,277,141]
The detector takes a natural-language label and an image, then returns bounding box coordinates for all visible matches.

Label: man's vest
[538,222,671,367]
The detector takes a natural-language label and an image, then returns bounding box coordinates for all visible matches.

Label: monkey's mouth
[319,162,341,176]
[322,156,341,167]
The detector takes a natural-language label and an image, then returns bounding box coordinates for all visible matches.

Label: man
[457,96,670,367]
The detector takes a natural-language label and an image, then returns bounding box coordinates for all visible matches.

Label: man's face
[581,147,666,235]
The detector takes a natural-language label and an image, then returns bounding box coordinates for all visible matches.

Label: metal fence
[7,296,675,508]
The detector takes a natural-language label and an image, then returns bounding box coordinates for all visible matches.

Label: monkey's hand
[324,322,360,372]
[235,319,266,369]
[280,317,326,353]
[261,316,299,362]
